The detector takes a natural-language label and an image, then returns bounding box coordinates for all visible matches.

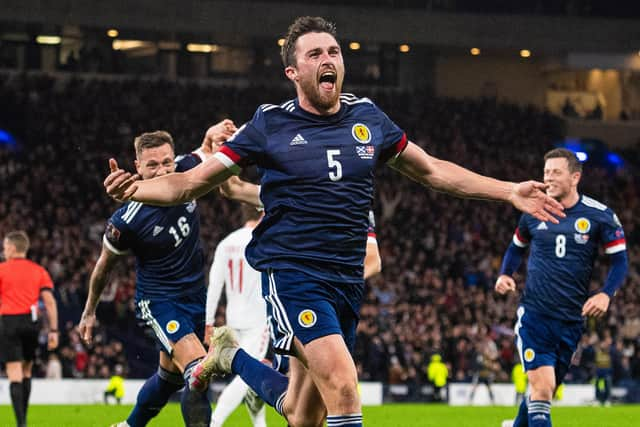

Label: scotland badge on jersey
[574,217,591,233]
[351,123,371,143]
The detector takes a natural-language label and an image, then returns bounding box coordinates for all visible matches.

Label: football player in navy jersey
[496,148,628,427]
[104,16,564,427]
[78,121,237,427]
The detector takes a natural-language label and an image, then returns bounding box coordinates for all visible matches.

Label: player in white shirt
[205,205,268,427]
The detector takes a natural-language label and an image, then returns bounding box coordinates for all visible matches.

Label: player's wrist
[194,147,210,160]
[506,182,518,203]
[599,290,614,299]
[49,329,58,333]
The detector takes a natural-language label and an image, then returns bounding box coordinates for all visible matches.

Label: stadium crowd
[1,72,639,395]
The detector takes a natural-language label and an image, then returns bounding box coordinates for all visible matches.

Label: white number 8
[555,234,566,258]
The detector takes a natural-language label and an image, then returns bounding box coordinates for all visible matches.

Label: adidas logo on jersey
[290,134,308,146]
[153,226,164,236]
[536,222,548,230]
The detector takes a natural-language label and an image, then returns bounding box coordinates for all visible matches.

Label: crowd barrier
[2,379,635,406]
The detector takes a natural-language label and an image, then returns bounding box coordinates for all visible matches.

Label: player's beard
[299,74,342,113]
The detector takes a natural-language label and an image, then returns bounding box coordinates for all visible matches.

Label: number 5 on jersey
[327,149,342,181]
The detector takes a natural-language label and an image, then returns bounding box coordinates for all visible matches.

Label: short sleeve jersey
[0,259,53,315]
[103,153,206,300]
[512,195,626,321]
[215,94,407,284]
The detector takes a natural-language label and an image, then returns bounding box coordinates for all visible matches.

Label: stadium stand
[0,72,638,400]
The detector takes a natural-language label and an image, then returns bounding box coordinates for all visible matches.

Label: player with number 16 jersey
[105,153,204,302]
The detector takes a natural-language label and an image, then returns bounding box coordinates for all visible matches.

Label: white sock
[211,375,250,427]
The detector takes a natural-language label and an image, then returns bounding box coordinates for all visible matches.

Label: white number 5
[327,149,342,182]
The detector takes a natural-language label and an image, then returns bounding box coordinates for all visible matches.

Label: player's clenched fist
[495,274,516,295]
[202,119,237,153]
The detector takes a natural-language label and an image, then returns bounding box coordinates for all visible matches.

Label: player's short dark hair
[134,130,175,158]
[281,16,338,67]
[5,230,30,253]
[544,148,583,173]
[241,203,263,223]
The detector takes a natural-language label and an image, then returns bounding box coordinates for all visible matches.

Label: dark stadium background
[1,0,640,404]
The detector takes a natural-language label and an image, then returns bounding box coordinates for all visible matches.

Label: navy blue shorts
[514,305,583,384]
[262,269,359,355]
[136,289,206,355]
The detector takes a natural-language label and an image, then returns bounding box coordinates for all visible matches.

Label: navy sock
[327,414,363,427]
[231,349,289,415]
[22,378,31,418]
[513,397,528,427]
[127,368,183,427]
[10,382,25,427]
[181,358,212,427]
[528,400,551,427]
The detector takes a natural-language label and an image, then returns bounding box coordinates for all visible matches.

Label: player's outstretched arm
[389,141,565,223]
[104,156,234,205]
[78,243,122,344]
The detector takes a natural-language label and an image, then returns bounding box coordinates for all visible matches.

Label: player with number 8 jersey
[496,148,628,427]
[509,194,625,321]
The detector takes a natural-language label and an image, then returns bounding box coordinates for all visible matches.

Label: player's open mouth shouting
[319,68,337,93]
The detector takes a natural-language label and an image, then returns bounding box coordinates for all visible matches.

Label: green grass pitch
[2,403,639,426]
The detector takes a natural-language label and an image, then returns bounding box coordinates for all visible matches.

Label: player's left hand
[202,119,237,155]
[582,292,610,318]
[510,181,565,224]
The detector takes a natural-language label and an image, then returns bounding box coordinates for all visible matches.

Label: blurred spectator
[45,353,62,379]
[0,72,638,392]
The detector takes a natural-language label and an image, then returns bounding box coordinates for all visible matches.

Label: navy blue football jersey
[512,195,626,321]
[215,94,406,283]
[103,153,206,300]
